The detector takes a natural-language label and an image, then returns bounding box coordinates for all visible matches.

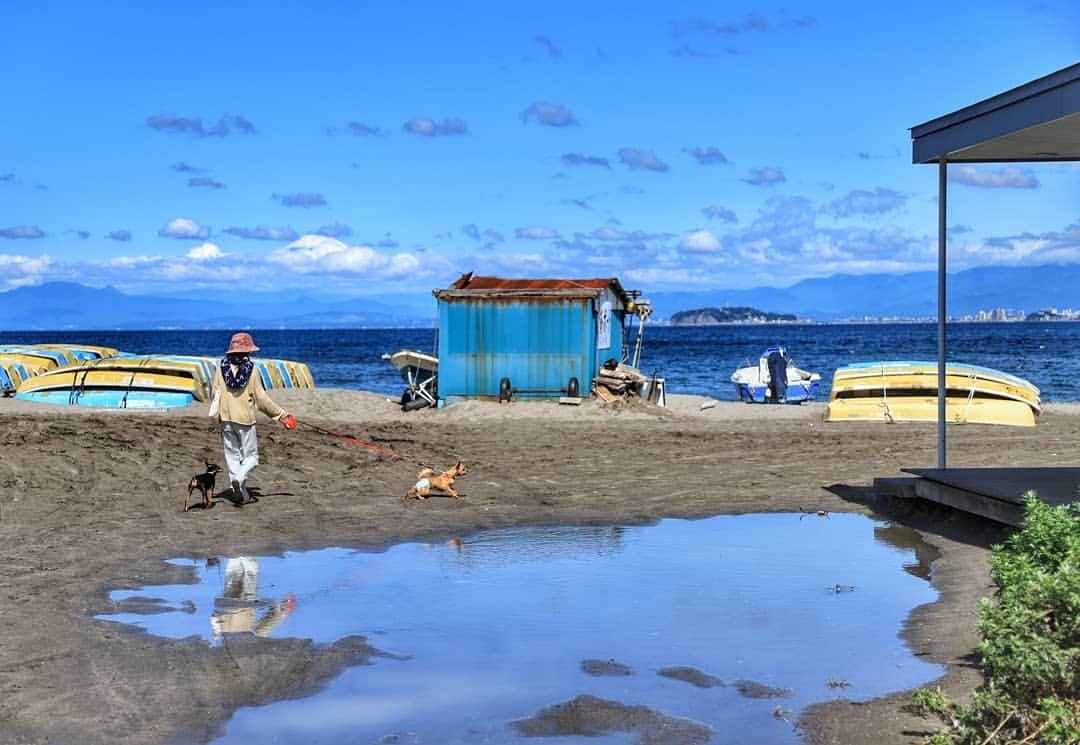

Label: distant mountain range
[647,264,1080,321]
[1,263,1078,329]
[0,282,435,330]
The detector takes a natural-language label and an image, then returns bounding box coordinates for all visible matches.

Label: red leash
[294,418,407,461]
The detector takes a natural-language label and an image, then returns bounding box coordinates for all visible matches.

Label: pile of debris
[593,360,648,402]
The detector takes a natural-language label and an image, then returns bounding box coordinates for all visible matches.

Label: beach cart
[384,349,439,410]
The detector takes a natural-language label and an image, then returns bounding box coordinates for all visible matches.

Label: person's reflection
[210,556,296,640]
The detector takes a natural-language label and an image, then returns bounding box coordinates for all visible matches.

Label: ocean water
[4,322,1079,401]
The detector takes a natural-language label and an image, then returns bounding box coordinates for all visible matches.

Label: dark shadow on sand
[824,484,1008,551]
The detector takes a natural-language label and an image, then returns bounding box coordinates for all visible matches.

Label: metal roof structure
[911,63,1080,163]
[910,62,1080,468]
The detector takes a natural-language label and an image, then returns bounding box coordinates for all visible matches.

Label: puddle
[99,514,943,744]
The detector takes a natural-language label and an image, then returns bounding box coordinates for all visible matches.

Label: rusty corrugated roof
[451,275,617,292]
[438,273,634,304]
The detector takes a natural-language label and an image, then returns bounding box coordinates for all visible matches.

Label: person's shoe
[231,480,244,507]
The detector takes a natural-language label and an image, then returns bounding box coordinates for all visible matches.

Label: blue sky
[1,1,1077,298]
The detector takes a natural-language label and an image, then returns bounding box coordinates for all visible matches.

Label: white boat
[384,349,438,410]
[731,346,821,403]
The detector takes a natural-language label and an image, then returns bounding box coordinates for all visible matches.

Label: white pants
[223,556,260,601]
[221,421,259,496]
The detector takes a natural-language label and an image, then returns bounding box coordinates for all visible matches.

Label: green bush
[911,493,1080,744]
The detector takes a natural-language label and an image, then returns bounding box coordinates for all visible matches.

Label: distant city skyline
[1,1,1077,298]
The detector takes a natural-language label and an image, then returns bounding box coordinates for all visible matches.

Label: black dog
[185,461,224,512]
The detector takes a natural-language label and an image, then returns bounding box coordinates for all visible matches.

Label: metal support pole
[937,158,947,469]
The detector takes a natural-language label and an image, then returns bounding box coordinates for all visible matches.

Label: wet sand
[1,390,1068,744]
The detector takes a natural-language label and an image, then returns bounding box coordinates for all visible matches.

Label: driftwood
[593,364,647,402]
[593,384,617,402]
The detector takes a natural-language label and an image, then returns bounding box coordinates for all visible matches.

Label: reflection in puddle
[99,514,942,744]
[209,557,297,639]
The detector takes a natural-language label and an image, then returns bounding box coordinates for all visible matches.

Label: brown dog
[404,461,468,501]
[185,461,224,511]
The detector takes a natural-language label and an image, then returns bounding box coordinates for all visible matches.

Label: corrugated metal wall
[438,297,598,400]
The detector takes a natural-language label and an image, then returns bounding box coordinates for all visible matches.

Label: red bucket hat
[226,332,260,354]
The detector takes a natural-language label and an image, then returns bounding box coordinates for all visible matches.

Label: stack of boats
[2,343,314,409]
[0,344,122,394]
[825,361,1040,427]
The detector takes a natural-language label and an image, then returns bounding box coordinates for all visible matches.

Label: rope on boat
[962,369,978,424]
[880,364,894,423]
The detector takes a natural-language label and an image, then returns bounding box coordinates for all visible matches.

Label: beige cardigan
[212,363,285,425]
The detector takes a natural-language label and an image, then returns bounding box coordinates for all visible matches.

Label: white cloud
[521,102,577,127]
[270,235,421,278]
[681,229,722,253]
[103,255,162,267]
[0,251,52,273]
[402,117,467,137]
[0,252,52,289]
[186,242,224,261]
[159,217,210,240]
[948,165,1039,189]
[618,148,669,172]
[702,205,737,222]
[742,167,786,185]
[515,226,560,240]
[592,227,643,241]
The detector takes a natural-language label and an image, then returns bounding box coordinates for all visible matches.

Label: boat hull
[730,348,822,404]
[826,361,1040,427]
[11,354,315,408]
[831,361,1040,409]
[734,379,820,403]
[17,389,196,409]
[826,395,1037,427]
[14,357,212,407]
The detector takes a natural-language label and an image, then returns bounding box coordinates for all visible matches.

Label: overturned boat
[14,354,315,409]
[0,344,120,361]
[0,344,121,395]
[825,361,1040,427]
[731,346,821,403]
[15,356,214,408]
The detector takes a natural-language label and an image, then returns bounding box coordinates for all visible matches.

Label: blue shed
[434,273,638,403]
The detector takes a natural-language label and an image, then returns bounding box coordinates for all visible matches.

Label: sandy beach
[1,390,1072,745]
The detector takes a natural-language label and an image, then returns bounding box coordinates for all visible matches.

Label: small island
[669,306,798,325]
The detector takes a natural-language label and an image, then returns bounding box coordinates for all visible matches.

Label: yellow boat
[0,357,33,393]
[13,354,315,407]
[0,344,121,393]
[826,361,1040,427]
[15,357,212,408]
[0,348,75,370]
[0,353,53,375]
[254,358,315,390]
[30,344,121,360]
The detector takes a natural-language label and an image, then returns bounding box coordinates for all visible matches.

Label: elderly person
[211,332,293,506]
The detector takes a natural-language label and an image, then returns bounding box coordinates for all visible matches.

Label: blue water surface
[100,514,942,745]
[5,322,1077,400]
